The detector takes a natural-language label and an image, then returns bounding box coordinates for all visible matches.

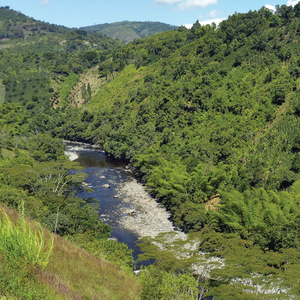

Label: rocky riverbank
[116,178,187,240]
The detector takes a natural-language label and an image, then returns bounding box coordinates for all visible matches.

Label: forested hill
[3,3,300,298]
[0,6,123,110]
[53,3,300,296]
[80,21,177,43]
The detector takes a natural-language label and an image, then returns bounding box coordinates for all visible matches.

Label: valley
[2,3,300,299]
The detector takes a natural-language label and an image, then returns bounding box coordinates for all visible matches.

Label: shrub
[0,206,54,270]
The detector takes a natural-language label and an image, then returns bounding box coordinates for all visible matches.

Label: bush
[0,206,54,270]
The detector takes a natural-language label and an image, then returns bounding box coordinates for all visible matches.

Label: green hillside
[3,3,300,299]
[80,21,177,43]
[0,6,123,111]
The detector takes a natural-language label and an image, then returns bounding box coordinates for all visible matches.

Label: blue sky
[2,0,300,28]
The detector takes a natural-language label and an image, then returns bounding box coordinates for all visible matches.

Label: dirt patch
[0,44,12,49]
[205,194,221,211]
[68,67,109,107]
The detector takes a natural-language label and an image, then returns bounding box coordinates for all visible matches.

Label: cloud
[183,17,225,29]
[154,0,218,10]
[287,0,300,6]
[39,0,49,7]
[208,10,218,18]
[199,17,225,26]
[183,23,193,29]
[264,4,275,12]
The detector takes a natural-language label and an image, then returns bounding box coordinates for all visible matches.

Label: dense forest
[3,3,300,299]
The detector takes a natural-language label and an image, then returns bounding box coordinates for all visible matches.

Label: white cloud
[39,0,49,7]
[183,23,193,29]
[183,17,224,29]
[208,10,218,18]
[154,0,218,10]
[178,0,217,10]
[199,17,225,26]
[287,0,300,6]
[264,4,275,12]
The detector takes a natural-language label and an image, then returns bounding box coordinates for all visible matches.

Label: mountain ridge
[80,20,177,43]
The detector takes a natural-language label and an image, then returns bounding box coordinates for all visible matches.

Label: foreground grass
[0,207,142,300]
[0,206,53,270]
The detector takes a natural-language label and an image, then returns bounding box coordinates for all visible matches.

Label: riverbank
[117,178,187,240]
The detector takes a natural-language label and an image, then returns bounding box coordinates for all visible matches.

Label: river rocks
[113,195,120,198]
[100,175,106,179]
[102,184,110,188]
[117,179,184,239]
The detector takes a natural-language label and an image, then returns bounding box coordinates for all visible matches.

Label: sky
[2,0,300,29]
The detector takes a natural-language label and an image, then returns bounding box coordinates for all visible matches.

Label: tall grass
[0,206,54,270]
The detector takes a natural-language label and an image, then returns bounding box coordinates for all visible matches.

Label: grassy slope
[86,64,149,112]
[102,26,140,42]
[0,207,142,300]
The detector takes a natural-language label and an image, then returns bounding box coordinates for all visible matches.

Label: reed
[0,206,54,270]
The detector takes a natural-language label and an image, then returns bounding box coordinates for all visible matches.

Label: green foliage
[0,206,53,270]
[0,7,123,111]
[69,232,134,272]
[138,265,198,300]
[5,3,300,298]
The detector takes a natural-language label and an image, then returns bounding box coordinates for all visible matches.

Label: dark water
[66,144,147,266]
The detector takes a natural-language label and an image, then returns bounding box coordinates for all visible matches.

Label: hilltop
[80,21,177,43]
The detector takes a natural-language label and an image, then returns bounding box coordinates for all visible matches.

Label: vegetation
[80,21,177,43]
[0,6,123,111]
[3,2,300,299]
[0,207,141,300]
[0,205,53,270]
[50,3,300,298]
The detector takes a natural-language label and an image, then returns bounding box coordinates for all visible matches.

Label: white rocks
[102,184,110,188]
[117,179,183,239]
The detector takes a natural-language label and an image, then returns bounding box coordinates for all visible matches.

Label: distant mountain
[0,6,70,40]
[80,21,177,43]
[0,6,123,110]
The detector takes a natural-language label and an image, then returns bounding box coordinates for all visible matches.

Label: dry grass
[45,234,141,299]
[0,44,12,49]
[205,194,221,211]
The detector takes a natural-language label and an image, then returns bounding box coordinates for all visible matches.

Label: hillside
[52,3,300,298]
[80,21,177,43]
[3,3,300,299]
[0,207,141,299]
[0,6,123,111]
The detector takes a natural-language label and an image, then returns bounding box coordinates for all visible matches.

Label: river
[65,143,145,264]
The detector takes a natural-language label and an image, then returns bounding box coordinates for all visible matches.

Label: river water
[65,143,146,264]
